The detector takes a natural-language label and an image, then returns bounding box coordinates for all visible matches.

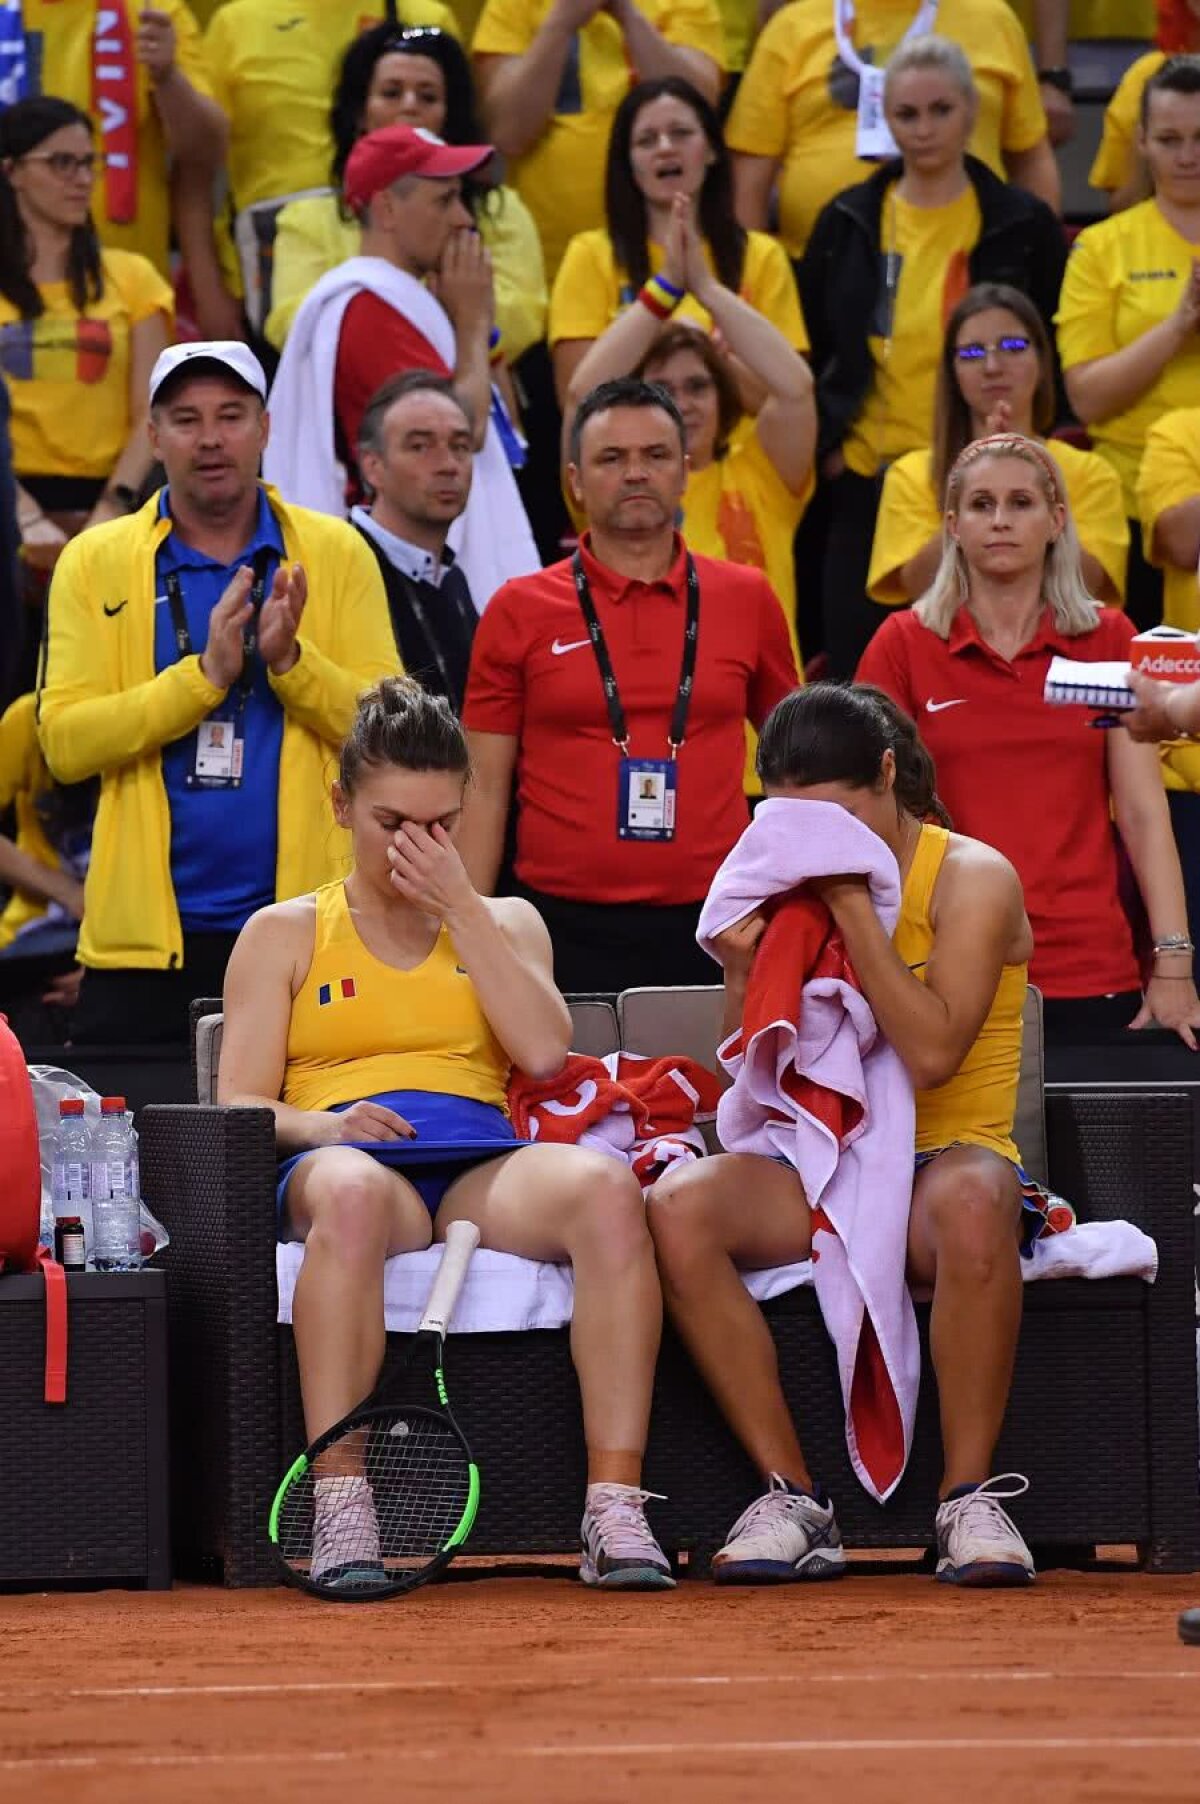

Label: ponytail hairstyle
[916,433,1100,641]
[0,98,102,319]
[756,682,952,829]
[339,675,470,793]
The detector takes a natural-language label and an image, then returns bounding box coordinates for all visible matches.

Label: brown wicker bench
[140,989,1200,1585]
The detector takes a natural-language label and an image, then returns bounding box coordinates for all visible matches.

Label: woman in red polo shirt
[857,432,1200,1048]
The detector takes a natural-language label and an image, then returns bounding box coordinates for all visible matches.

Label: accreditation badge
[618,758,677,842]
[191,715,244,788]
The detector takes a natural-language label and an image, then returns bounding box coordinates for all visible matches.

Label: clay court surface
[4,1570,1200,1802]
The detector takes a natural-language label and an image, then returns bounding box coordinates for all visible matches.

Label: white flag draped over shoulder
[0,2,26,110]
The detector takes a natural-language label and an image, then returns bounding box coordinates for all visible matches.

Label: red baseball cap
[344,124,493,213]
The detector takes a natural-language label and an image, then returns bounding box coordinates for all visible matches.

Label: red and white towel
[508,1052,723,1189]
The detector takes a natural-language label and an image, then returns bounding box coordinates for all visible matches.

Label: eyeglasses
[19,151,97,179]
[953,335,1033,362]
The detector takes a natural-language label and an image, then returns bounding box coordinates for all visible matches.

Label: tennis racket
[269,1218,481,1602]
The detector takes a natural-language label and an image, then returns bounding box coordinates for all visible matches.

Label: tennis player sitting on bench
[219,677,672,1592]
[649,683,1047,1588]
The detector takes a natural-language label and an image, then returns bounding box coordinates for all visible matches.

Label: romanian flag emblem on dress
[318,977,357,1006]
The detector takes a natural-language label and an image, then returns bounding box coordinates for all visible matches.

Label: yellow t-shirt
[1056,199,1200,512]
[263,184,547,358]
[1089,50,1163,196]
[548,228,809,352]
[204,0,460,212]
[726,0,1046,259]
[471,0,726,280]
[1007,0,1153,36]
[682,421,809,792]
[0,693,58,950]
[1136,405,1200,634]
[718,0,757,71]
[22,0,212,276]
[867,440,1129,605]
[0,250,173,479]
[841,185,980,478]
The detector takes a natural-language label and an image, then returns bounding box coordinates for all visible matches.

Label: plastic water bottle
[51,1098,91,1228]
[90,1096,142,1272]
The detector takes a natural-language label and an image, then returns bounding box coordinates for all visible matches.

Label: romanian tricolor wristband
[638,271,685,320]
[488,324,503,366]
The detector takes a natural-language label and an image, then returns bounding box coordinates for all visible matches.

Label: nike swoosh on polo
[276,16,304,28]
[551,637,591,656]
[925,699,967,713]
[102,599,128,617]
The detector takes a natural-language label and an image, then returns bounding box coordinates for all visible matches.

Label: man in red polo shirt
[459,377,800,993]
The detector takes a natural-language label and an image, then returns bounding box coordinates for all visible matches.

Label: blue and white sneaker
[935,1473,1035,1587]
[580,1483,675,1590]
[712,1473,846,1584]
[311,1475,386,1591]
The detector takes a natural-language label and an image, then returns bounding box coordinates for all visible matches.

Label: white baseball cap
[148,341,268,406]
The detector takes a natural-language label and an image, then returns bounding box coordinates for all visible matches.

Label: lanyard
[832,0,939,77]
[164,548,273,708]
[571,550,700,758]
[401,566,475,707]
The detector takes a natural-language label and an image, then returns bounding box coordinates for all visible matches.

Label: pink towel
[697,798,919,1502]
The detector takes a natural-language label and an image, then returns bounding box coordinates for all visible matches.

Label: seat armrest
[140,1104,282,1584]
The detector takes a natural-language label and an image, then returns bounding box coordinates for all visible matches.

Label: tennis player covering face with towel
[219,678,673,1592]
[649,683,1049,1588]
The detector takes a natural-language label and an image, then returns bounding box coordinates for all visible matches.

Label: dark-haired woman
[648,681,1042,1587]
[0,98,171,683]
[549,76,808,410]
[798,35,1066,678]
[858,433,1200,1047]
[1057,54,1200,627]
[868,283,1127,609]
[265,24,545,361]
[220,676,673,1593]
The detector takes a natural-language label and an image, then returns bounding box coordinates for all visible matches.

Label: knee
[563,1153,651,1264]
[646,1165,721,1278]
[306,1169,393,1266]
[926,1171,1020,1284]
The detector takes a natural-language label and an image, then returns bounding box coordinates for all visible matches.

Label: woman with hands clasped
[551,75,809,413]
[868,284,1128,609]
[219,677,674,1594]
[1056,55,1200,626]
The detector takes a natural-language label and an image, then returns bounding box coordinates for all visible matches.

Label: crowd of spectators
[2,0,1200,1070]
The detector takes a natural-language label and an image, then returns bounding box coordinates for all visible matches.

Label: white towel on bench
[274,1216,1156,1334]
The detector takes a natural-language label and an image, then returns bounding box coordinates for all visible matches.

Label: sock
[944,1481,982,1502]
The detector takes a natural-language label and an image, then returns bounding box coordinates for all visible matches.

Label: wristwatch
[1037,67,1074,95]
[105,482,140,513]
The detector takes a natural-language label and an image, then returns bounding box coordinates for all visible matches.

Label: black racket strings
[277,1410,473,1583]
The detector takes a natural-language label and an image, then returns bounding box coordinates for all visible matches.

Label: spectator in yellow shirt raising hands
[472,0,725,282]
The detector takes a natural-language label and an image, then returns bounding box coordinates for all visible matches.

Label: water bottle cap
[100,1097,127,1112]
[58,1098,85,1115]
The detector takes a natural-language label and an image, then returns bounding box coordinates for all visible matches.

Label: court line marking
[24,1669,1200,1702]
[6,1736,1200,1773]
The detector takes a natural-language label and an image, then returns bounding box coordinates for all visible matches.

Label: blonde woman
[858,433,1200,1048]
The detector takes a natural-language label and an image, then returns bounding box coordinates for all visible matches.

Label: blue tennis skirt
[276,1089,528,1229]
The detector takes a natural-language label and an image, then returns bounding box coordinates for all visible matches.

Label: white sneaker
[580,1483,675,1589]
[935,1473,1036,1588]
[311,1474,385,1591]
[712,1473,846,1584]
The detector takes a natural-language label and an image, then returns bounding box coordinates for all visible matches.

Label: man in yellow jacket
[37,341,399,1044]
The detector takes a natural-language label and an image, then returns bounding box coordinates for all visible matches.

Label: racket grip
[418,1219,481,1338]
